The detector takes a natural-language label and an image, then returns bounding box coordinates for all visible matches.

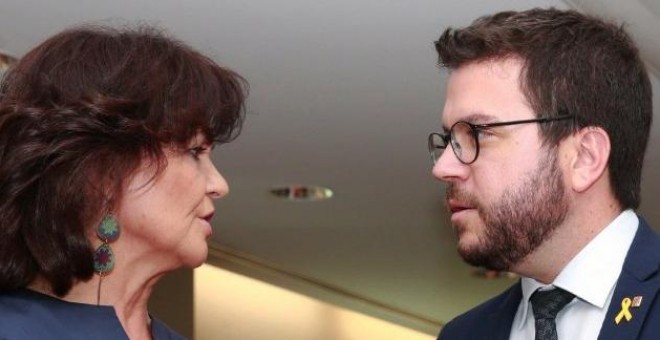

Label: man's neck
[512,201,622,284]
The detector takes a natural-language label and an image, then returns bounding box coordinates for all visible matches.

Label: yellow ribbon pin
[615,297,633,324]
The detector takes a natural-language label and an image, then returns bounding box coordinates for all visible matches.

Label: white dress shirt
[509,210,638,340]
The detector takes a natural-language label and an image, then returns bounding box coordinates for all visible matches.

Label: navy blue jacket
[438,217,659,340]
[0,288,185,339]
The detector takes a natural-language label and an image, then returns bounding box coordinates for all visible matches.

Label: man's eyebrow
[442,113,499,131]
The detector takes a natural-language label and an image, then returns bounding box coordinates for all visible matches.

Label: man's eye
[475,129,495,140]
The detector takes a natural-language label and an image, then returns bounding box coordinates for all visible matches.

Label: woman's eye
[188,146,207,159]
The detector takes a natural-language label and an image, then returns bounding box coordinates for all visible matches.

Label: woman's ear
[569,127,611,192]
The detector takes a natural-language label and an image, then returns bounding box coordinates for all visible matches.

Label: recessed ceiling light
[270,185,333,202]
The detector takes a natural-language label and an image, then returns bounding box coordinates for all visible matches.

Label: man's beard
[447,149,569,271]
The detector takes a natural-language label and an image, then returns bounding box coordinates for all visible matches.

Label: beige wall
[194,264,434,340]
[150,268,194,338]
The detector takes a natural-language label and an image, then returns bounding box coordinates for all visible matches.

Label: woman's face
[116,132,228,268]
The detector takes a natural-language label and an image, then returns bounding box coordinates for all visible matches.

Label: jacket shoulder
[438,283,521,340]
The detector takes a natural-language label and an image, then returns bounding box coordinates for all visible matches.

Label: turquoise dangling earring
[93,215,120,305]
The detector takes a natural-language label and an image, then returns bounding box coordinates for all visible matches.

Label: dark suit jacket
[437,217,660,340]
[0,289,185,339]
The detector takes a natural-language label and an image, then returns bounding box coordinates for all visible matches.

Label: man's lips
[447,200,474,214]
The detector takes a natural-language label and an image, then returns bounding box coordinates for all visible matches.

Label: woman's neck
[28,254,170,340]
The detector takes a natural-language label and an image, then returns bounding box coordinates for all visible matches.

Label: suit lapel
[598,218,660,340]
[483,281,522,340]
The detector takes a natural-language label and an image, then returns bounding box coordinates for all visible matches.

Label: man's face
[432,58,569,270]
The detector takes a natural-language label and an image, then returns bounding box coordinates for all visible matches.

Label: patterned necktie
[530,288,575,340]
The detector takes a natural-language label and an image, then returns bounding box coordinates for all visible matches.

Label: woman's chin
[184,247,209,268]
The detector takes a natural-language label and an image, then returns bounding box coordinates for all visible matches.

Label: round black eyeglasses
[428,114,574,165]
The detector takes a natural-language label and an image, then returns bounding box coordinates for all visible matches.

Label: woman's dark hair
[435,8,652,210]
[0,25,247,296]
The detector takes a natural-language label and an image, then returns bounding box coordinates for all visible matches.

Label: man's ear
[569,127,611,192]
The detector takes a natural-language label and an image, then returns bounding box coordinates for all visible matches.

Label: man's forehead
[440,58,532,129]
[451,57,525,78]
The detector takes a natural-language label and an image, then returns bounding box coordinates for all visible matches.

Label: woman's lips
[200,212,215,237]
[203,211,215,222]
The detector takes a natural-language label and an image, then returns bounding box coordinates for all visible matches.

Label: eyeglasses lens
[450,122,477,164]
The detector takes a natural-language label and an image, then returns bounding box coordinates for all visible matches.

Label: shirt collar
[515,210,638,330]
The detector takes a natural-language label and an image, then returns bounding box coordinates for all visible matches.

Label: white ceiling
[1,0,658,334]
